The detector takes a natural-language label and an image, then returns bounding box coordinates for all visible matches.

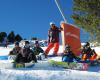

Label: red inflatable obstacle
[61,22,81,56]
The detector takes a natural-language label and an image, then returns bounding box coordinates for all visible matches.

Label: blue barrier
[0,56,8,60]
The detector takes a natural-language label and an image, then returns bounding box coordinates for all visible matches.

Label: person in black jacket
[45,22,63,57]
[9,41,22,60]
[9,41,21,55]
[15,41,37,63]
[81,42,97,60]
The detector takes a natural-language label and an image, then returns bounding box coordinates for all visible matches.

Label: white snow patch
[0,47,12,56]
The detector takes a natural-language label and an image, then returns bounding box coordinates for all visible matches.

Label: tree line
[0,31,38,44]
[0,31,23,43]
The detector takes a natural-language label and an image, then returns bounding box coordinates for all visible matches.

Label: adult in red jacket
[45,22,62,57]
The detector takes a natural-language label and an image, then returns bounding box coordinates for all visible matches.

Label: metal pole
[55,0,67,23]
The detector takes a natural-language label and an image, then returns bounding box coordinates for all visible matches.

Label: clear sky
[0,0,89,42]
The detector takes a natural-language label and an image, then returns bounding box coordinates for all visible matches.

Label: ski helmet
[50,22,55,26]
[65,45,70,50]
[85,42,90,46]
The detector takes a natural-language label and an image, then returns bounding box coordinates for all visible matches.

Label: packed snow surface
[0,45,100,80]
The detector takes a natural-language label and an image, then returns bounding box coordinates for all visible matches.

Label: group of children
[62,42,100,63]
[9,40,99,64]
[9,41,44,63]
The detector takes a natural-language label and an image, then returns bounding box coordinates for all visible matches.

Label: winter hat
[15,41,19,46]
[65,45,70,50]
[25,41,30,44]
[65,45,70,48]
[85,42,90,46]
[35,40,39,44]
[24,41,30,48]
[50,22,55,26]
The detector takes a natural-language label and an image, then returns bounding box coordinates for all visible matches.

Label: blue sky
[0,0,89,42]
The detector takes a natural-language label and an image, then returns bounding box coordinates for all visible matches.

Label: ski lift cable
[55,0,67,23]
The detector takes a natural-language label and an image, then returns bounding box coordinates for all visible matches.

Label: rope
[55,0,67,23]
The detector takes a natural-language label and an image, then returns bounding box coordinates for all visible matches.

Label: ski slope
[0,68,100,80]
[0,45,100,80]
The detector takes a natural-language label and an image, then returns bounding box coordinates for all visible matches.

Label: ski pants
[45,42,59,55]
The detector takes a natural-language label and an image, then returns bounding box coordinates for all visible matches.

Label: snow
[0,47,12,56]
[92,47,100,55]
[0,45,100,80]
[0,69,100,80]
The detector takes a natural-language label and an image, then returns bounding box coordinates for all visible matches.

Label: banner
[61,22,81,56]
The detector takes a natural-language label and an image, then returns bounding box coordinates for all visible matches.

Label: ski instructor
[45,22,63,57]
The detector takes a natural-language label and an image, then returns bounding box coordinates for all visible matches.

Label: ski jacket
[62,51,80,62]
[48,27,61,43]
[21,47,33,58]
[9,47,21,55]
[82,46,96,58]
[31,47,44,55]
[15,48,37,63]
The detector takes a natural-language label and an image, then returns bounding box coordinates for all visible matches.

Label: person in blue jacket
[62,45,80,62]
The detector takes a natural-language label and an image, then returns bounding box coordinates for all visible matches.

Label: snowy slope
[0,69,100,80]
[0,47,12,56]
[0,45,100,80]
[0,57,100,80]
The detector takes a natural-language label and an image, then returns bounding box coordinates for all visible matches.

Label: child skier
[15,41,37,63]
[9,41,21,55]
[9,41,22,60]
[62,45,80,62]
[31,40,45,60]
[81,42,100,65]
[81,42,97,61]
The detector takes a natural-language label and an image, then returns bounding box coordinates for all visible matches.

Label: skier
[62,45,80,62]
[31,40,45,60]
[81,42,100,65]
[15,41,37,63]
[45,22,63,57]
[81,42,97,61]
[9,41,22,60]
[9,41,21,55]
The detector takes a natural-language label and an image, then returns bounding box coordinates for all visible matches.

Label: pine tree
[15,34,23,42]
[72,0,100,42]
[7,31,15,43]
[0,32,7,42]
[31,37,37,40]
